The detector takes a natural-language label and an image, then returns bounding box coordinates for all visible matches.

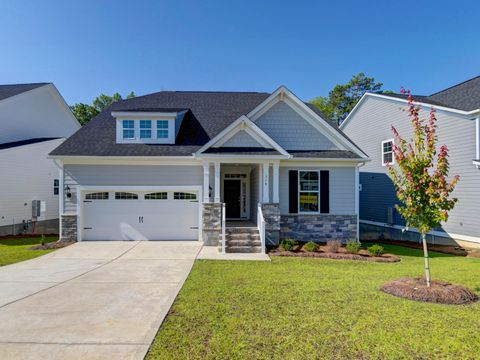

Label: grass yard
[0,236,59,266]
[148,244,480,359]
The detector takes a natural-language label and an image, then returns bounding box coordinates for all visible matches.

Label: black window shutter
[320,170,329,213]
[288,170,298,213]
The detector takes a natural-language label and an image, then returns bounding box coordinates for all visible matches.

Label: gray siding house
[50,86,368,253]
[341,76,480,248]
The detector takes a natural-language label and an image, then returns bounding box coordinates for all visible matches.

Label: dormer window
[113,111,182,144]
[122,120,135,139]
[157,120,169,138]
[140,120,152,139]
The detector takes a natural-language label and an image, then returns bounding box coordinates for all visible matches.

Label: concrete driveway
[0,241,202,360]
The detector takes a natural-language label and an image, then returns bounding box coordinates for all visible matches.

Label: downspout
[476,116,480,161]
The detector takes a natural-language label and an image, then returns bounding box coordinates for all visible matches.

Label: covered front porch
[200,158,282,254]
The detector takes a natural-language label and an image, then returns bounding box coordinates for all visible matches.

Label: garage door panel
[82,190,199,241]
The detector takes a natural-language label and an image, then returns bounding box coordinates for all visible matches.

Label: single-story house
[341,76,480,248]
[0,83,80,236]
[50,86,369,253]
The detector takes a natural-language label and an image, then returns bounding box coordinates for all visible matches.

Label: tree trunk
[421,233,431,288]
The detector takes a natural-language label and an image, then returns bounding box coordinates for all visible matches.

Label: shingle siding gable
[255,101,340,151]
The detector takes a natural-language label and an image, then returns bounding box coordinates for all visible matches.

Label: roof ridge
[429,75,480,96]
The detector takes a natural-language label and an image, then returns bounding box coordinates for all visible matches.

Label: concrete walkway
[0,241,202,360]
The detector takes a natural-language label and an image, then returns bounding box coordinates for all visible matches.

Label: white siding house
[0,83,80,236]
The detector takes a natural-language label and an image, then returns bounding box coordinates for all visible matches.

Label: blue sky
[1,0,479,104]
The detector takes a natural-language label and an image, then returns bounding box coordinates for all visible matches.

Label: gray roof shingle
[428,76,480,111]
[0,83,49,101]
[51,90,363,158]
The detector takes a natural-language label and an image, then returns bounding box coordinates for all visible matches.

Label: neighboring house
[0,83,80,236]
[341,76,480,248]
[50,86,368,253]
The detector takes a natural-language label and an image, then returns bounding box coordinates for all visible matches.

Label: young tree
[310,73,385,125]
[388,90,460,287]
[70,91,136,126]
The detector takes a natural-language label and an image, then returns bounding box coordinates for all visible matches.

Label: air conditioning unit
[387,207,394,225]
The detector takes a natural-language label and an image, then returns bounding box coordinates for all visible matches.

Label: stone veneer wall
[261,203,280,245]
[202,203,222,246]
[281,214,357,243]
[61,215,78,242]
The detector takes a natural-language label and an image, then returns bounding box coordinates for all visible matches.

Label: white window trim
[116,118,175,144]
[122,120,135,140]
[139,120,153,139]
[298,170,320,214]
[381,139,395,166]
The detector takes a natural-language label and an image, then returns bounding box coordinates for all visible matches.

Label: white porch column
[203,161,210,203]
[214,161,221,202]
[272,161,279,203]
[262,161,270,203]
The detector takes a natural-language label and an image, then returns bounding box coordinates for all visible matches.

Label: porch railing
[221,202,226,254]
[257,203,266,255]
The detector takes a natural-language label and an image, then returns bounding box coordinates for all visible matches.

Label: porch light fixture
[65,186,72,198]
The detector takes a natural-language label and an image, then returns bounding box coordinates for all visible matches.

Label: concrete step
[225,227,259,234]
[225,246,262,253]
[226,234,261,240]
[225,239,261,247]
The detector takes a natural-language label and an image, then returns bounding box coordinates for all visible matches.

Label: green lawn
[147,244,480,359]
[0,236,59,266]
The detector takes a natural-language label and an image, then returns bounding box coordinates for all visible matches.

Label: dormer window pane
[140,120,152,139]
[122,120,135,139]
[157,120,169,138]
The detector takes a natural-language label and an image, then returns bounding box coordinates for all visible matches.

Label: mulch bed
[0,233,58,240]
[269,245,400,263]
[381,277,478,305]
[29,241,74,250]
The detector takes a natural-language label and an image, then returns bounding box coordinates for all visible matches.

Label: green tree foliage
[70,91,136,126]
[388,90,459,287]
[310,73,384,125]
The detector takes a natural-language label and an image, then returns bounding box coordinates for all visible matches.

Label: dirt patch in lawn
[381,277,478,305]
[269,244,400,263]
[30,241,74,250]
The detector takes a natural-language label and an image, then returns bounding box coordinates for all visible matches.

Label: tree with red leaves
[388,89,460,287]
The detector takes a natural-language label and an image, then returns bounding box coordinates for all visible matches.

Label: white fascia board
[340,93,480,130]
[248,85,369,159]
[49,155,199,166]
[111,111,178,118]
[196,115,290,156]
[195,156,288,163]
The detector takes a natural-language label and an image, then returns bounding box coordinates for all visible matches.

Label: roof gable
[0,83,49,102]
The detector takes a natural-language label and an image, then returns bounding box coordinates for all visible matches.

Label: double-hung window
[299,171,319,213]
[122,120,135,139]
[140,120,152,139]
[382,139,394,165]
[157,120,169,139]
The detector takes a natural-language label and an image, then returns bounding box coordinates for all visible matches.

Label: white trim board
[360,219,480,244]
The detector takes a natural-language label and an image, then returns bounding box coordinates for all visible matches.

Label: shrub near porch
[147,244,480,359]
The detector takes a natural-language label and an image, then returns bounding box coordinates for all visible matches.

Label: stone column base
[61,215,78,242]
[261,203,280,246]
[202,203,222,246]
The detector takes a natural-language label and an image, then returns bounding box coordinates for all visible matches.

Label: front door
[224,180,241,218]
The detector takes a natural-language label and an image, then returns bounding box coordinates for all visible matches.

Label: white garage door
[82,190,199,241]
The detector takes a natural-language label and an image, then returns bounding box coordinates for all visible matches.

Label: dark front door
[224,179,241,218]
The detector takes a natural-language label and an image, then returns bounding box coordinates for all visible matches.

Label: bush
[368,244,385,256]
[303,241,319,252]
[325,240,341,253]
[346,241,361,254]
[280,239,297,251]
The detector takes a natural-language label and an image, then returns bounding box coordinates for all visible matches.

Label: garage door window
[85,192,109,200]
[145,192,168,200]
[115,192,138,200]
[174,192,197,200]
